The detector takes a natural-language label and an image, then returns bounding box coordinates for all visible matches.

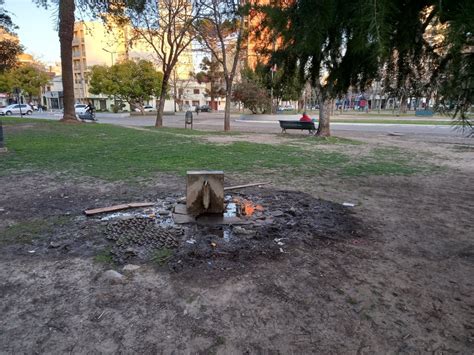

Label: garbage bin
[185,110,193,129]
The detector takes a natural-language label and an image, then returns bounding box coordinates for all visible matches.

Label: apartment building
[72,19,197,112]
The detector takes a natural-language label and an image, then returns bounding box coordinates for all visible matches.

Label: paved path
[22,111,465,137]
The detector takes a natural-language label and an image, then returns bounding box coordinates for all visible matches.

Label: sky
[4,0,206,70]
[4,0,61,63]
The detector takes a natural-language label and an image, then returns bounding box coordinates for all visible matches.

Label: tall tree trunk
[58,0,76,122]
[210,83,215,111]
[317,97,331,137]
[399,94,408,114]
[224,89,231,131]
[155,74,169,128]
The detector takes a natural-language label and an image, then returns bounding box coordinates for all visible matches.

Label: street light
[102,48,117,66]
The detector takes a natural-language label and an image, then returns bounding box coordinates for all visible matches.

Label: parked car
[0,104,33,116]
[74,104,88,114]
[134,105,155,112]
[200,105,212,112]
[277,105,295,112]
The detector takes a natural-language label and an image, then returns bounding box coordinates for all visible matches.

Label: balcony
[72,37,84,46]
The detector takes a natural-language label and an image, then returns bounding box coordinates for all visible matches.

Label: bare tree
[195,0,247,131]
[117,0,202,127]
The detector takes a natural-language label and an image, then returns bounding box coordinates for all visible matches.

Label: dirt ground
[0,131,473,354]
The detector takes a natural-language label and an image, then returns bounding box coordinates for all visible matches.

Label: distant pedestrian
[195,105,200,115]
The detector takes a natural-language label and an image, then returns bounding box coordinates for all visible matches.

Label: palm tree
[58,0,76,121]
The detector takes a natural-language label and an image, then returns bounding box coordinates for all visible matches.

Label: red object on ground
[299,114,312,122]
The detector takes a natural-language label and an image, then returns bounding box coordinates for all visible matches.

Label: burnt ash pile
[99,190,361,270]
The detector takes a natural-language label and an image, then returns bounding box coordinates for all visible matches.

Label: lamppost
[102,48,118,110]
[102,48,116,66]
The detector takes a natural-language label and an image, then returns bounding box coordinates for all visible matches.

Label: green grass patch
[341,147,434,176]
[149,127,243,136]
[287,135,364,145]
[94,248,115,265]
[0,116,40,125]
[332,119,453,125]
[151,247,173,265]
[0,216,70,245]
[0,117,436,181]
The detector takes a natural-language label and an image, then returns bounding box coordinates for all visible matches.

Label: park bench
[279,120,317,135]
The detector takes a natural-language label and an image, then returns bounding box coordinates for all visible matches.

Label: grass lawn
[331,118,453,125]
[0,117,436,181]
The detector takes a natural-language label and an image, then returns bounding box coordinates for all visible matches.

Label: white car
[74,104,88,114]
[135,105,155,112]
[0,104,33,116]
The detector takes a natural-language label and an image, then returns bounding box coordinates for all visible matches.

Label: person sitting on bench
[299,112,312,122]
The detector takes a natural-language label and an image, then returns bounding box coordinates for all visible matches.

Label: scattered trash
[279,247,285,253]
[0,208,5,212]
[211,242,217,248]
[233,226,256,236]
[186,238,196,244]
[123,264,140,272]
[388,132,404,137]
[49,241,62,248]
[100,270,125,284]
[274,238,285,246]
[342,202,356,207]
[97,311,106,320]
[28,250,35,253]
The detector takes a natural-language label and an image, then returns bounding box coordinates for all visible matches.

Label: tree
[261,0,382,136]
[0,0,23,73]
[195,0,248,131]
[0,70,14,93]
[251,63,303,106]
[108,0,202,127]
[89,59,163,114]
[34,0,126,122]
[429,1,473,135]
[34,0,76,121]
[376,0,473,134]
[195,56,225,110]
[9,64,50,101]
[232,79,269,114]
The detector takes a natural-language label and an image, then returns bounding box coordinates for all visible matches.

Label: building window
[178,88,184,96]
[193,89,200,94]
[192,100,199,106]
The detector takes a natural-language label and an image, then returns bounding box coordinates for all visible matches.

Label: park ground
[0,117,473,353]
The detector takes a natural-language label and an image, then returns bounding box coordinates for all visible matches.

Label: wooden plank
[84,202,154,216]
[224,182,270,191]
[128,202,156,208]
